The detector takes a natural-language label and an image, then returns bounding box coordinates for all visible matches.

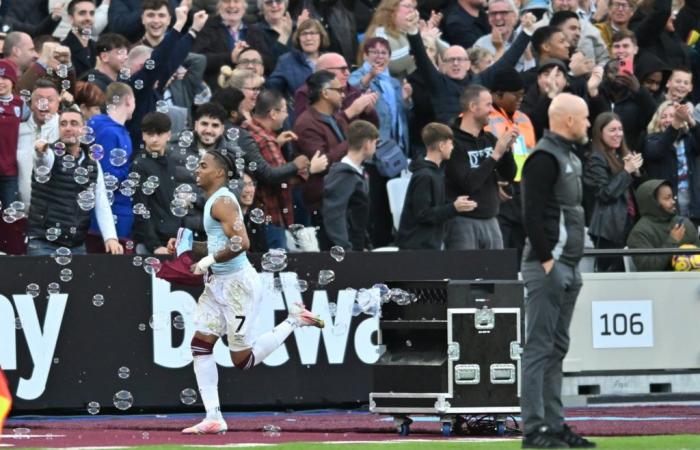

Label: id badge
[512,135,528,156]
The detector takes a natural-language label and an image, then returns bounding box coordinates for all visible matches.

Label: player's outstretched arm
[210,197,250,263]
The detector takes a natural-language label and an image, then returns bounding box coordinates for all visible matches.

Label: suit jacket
[191,15,248,91]
[293,106,350,209]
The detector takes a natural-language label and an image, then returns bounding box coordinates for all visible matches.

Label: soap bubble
[143,257,162,274]
[330,246,345,262]
[87,401,100,415]
[62,154,76,169]
[250,208,265,224]
[132,255,143,266]
[229,235,243,252]
[155,100,168,113]
[180,388,197,405]
[110,148,128,167]
[134,79,144,90]
[89,144,104,161]
[34,165,51,183]
[53,142,66,156]
[261,248,288,272]
[173,314,185,329]
[47,282,60,294]
[53,247,72,265]
[262,424,281,437]
[296,279,308,292]
[60,268,73,282]
[226,127,240,142]
[170,198,188,217]
[26,283,40,298]
[185,155,198,171]
[318,270,335,286]
[104,173,119,191]
[145,59,156,70]
[117,366,130,379]
[113,390,134,410]
[119,179,136,197]
[92,294,105,307]
[74,167,89,184]
[77,190,96,210]
[45,227,61,241]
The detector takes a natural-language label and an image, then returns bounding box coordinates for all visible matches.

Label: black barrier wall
[1,250,516,413]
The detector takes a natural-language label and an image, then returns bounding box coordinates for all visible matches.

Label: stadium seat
[386,177,410,232]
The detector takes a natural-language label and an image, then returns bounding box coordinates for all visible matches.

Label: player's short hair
[96,33,129,54]
[422,122,454,150]
[531,26,561,55]
[347,120,379,151]
[211,87,245,117]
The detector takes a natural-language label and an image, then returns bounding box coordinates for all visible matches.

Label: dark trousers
[520,260,582,435]
[592,235,625,272]
[366,164,393,248]
[0,175,18,208]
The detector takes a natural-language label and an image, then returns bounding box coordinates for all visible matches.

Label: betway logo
[1,272,379,400]
[153,272,380,368]
[0,293,67,400]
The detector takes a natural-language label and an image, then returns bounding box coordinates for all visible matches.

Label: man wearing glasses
[293,52,379,126]
[472,0,536,72]
[594,0,636,50]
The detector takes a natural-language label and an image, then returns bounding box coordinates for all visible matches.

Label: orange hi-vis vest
[485,107,536,182]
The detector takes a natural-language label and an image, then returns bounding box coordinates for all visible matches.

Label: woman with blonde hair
[643,101,700,224]
[362,0,446,79]
[468,47,495,74]
[218,67,265,122]
[584,112,643,271]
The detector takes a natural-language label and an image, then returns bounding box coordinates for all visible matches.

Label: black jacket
[441,0,490,49]
[583,151,638,245]
[633,0,692,72]
[131,149,181,252]
[191,15,248,91]
[246,20,292,75]
[596,81,658,151]
[62,31,97,79]
[634,50,671,104]
[397,158,456,249]
[407,30,530,123]
[322,161,370,250]
[445,122,516,219]
[81,69,113,92]
[642,125,700,218]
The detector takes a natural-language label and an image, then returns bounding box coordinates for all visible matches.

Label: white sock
[193,354,222,421]
[251,319,296,366]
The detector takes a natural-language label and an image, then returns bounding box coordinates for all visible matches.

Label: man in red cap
[0,58,25,209]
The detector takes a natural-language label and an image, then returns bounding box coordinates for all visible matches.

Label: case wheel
[394,416,412,436]
[441,422,452,436]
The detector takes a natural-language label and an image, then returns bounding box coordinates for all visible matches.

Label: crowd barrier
[2,250,698,413]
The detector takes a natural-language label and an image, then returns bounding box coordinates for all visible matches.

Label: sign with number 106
[591,300,654,349]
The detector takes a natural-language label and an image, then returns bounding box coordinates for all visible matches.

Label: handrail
[583,248,700,256]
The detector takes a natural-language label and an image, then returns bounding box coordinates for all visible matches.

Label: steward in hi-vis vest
[485,67,536,262]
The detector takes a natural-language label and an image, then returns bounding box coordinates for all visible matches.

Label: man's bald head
[317,53,350,85]
[548,93,590,144]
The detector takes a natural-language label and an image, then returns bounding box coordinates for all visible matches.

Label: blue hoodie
[88,113,134,239]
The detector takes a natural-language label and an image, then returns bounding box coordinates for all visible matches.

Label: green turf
[127,434,700,450]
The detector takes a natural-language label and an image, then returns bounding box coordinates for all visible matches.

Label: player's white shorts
[194,263,262,352]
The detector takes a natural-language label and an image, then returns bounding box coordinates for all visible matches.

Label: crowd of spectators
[0,0,698,271]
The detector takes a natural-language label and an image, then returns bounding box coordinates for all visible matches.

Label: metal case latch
[475,306,495,330]
[490,363,516,384]
[510,341,523,360]
[447,342,460,361]
[455,364,480,385]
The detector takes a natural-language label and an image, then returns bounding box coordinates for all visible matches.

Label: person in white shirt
[17,79,61,208]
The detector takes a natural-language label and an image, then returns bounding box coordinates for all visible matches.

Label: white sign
[591,300,654,349]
